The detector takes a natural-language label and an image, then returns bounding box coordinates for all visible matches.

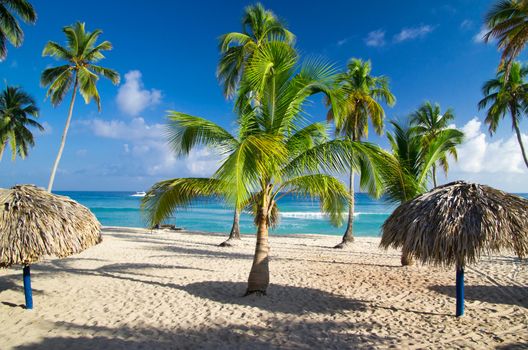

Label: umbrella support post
[23,265,33,310]
[456,266,464,317]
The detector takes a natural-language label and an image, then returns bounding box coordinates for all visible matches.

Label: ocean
[57,191,397,237]
[57,191,528,237]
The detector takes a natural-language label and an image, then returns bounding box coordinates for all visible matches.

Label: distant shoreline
[101,225,383,240]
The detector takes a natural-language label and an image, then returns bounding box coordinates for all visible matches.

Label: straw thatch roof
[380,181,528,267]
[0,185,102,267]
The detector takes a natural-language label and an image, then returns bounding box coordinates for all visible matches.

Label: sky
[0,0,527,192]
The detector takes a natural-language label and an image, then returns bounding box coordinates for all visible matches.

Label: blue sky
[0,0,527,192]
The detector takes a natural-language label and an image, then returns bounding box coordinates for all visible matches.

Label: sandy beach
[0,227,526,349]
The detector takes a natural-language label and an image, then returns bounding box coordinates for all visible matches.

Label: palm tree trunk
[334,167,355,248]
[432,163,437,188]
[219,208,242,247]
[513,118,528,169]
[47,77,78,192]
[246,192,270,295]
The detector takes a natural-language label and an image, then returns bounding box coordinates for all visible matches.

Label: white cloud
[460,19,473,30]
[365,30,386,47]
[454,118,527,174]
[445,118,528,192]
[337,38,348,46]
[76,149,88,157]
[473,26,489,43]
[89,117,165,140]
[116,70,162,116]
[84,117,221,177]
[394,25,434,43]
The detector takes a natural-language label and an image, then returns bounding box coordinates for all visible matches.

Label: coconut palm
[0,0,36,60]
[328,58,395,248]
[217,2,294,98]
[478,61,528,168]
[217,3,295,239]
[380,120,464,265]
[144,41,383,294]
[484,0,528,77]
[0,85,42,161]
[41,22,119,192]
[410,101,458,187]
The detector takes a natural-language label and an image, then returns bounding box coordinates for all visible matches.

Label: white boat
[131,191,146,197]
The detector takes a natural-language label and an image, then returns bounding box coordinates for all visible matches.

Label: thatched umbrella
[380,181,528,317]
[0,185,102,309]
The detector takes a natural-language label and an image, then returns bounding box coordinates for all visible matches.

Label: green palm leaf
[279,174,348,226]
[142,178,224,227]
[0,0,36,60]
[166,112,238,156]
[0,85,41,161]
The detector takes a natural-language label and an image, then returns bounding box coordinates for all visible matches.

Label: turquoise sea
[57,191,528,237]
[57,191,396,237]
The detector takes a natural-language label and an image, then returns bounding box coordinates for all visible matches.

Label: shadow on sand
[179,280,367,314]
[13,319,395,350]
[429,284,528,308]
[3,260,364,315]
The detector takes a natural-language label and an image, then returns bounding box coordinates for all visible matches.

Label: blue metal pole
[456,266,464,317]
[23,265,33,310]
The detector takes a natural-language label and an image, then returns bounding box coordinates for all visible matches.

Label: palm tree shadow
[1,301,25,309]
[429,285,528,308]
[178,281,366,315]
[0,277,45,294]
[13,319,396,349]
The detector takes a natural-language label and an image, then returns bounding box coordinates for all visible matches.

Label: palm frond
[280,174,348,226]
[3,0,36,23]
[142,178,223,227]
[77,66,101,109]
[42,41,72,60]
[214,133,286,207]
[89,64,120,84]
[0,4,23,46]
[166,112,238,156]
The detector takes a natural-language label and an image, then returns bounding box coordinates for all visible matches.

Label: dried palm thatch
[380,181,528,268]
[0,185,102,268]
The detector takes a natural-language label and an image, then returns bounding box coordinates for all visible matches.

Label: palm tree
[41,22,119,192]
[484,0,528,78]
[410,101,457,187]
[144,41,382,294]
[217,2,294,98]
[217,3,295,243]
[478,61,528,168]
[380,120,464,265]
[0,85,41,161]
[328,58,395,248]
[0,0,36,60]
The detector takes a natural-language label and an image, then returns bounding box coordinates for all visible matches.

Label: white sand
[0,227,527,349]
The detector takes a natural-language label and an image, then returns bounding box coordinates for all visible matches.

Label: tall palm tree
[478,61,528,168]
[484,0,528,78]
[143,41,382,294]
[410,101,457,187]
[217,3,295,243]
[217,2,294,98]
[0,85,41,161]
[380,120,464,265]
[41,22,119,192]
[328,58,395,248]
[0,0,36,60]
